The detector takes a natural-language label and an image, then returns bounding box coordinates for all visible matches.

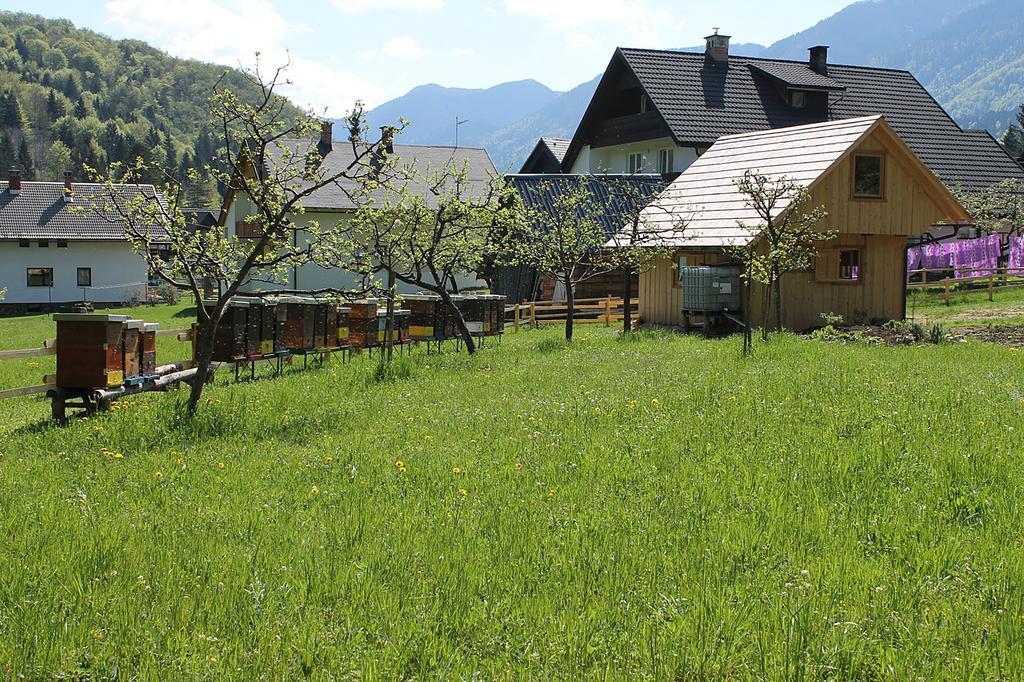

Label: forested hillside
[0,11,300,205]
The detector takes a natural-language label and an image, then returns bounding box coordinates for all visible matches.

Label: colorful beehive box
[54,313,128,389]
[336,306,351,347]
[395,309,411,343]
[347,299,379,348]
[324,304,339,349]
[140,323,159,376]
[301,299,317,351]
[404,293,442,341]
[121,319,144,381]
[460,295,486,336]
[445,294,466,339]
[200,298,249,361]
[259,299,277,354]
[237,298,261,356]
[313,302,328,350]
[280,297,305,352]
[479,294,505,336]
[494,295,506,334]
[376,308,410,344]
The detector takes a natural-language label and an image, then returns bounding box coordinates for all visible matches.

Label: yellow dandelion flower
[217,462,225,469]
[153,471,164,479]
[651,398,661,406]
[424,435,432,441]
[395,460,405,469]
[547,488,556,498]
[515,462,523,470]
[324,455,333,463]
[458,488,468,497]
[399,465,407,473]
[113,452,124,460]
[452,466,462,474]
[209,656,217,664]
[176,457,184,465]
[310,486,320,496]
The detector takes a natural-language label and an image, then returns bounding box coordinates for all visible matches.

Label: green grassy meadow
[0,303,1023,677]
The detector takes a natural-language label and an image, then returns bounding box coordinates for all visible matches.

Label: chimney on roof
[380,125,395,155]
[320,120,333,151]
[705,30,730,64]
[63,171,73,203]
[809,45,829,75]
[8,169,20,194]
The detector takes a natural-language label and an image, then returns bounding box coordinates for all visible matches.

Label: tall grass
[0,324,1022,677]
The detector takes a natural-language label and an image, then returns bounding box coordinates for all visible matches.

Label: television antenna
[455,117,469,148]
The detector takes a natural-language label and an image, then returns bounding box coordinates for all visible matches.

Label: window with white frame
[628,152,645,174]
[658,148,674,174]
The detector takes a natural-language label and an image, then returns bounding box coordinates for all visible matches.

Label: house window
[628,152,645,174]
[853,154,883,198]
[658,148,674,174]
[839,249,860,281]
[640,94,649,113]
[235,219,265,239]
[77,267,92,287]
[38,239,49,248]
[57,240,68,248]
[27,267,53,287]
[791,91,806,108]
[18,239,29,247]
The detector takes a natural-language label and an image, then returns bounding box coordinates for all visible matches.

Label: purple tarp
[1010,236,1024,276]
[951,234,1000,279]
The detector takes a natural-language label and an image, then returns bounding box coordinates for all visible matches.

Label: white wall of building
[569,138,700,175]
[0,239,148,305]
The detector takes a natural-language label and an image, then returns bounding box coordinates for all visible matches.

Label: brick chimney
[380,126,395,155]
[809,45,829,75]
[8,169,20,195]
[705,30,731,64]
[320,120,333,150]
[63,171,73,203]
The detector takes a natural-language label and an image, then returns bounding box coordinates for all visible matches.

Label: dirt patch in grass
[947,325,1024,346]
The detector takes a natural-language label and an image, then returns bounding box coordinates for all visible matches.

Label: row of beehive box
[197,293,506,362]
[53,314,160,389]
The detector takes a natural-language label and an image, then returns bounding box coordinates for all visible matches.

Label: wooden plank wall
[638,128,955,330]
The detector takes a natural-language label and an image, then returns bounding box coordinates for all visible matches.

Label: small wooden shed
[624,115,972,330]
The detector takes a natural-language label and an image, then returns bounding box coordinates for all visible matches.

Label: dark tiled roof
[263,141,497,210]
[749,62,844,91]
[506,173,665,237]
[541,138,570,163]
[575,48,1024,193]
[0,181,168,241]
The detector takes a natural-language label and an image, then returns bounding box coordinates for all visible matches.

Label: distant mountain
[362,79,561,151]
[368,0,1024,171]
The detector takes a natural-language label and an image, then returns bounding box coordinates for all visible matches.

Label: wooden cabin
[625,115,971,331]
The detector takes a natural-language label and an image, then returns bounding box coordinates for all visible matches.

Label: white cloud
[375,35,431,59]
[565,32,598,49]
[332,0,444,13]
[103,0,385,112]
[450,47,475,57]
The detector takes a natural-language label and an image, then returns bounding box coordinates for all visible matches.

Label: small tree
[84,59,399,416]
[728,170,831,344]
[954,178,1024,238]
[345,155,520,355]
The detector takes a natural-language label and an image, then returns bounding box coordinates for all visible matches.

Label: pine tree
[74,95,88,119]
[163,133,176,174]
[17,136,34,179]
[46,89,64,120]
[0,134,15,174]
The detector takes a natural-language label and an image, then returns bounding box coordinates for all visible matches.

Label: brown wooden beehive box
[140,323,159,376]
[347,299,379,348]
[280,297,305,351]
[259,300,277,355]
[54,313,128,389]
[336,306,351,346]
[444,294,466,339]
[325,304,338,349]
[121,319,144,380]
[404,293,442,341]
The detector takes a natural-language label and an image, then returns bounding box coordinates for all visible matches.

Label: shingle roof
[748,62,844,91]
[621,116,968,248]
[507,173,664,237]
[541,138,570,164]
[262,141,497,211]
[568,48,1024,193]
[0,181,167,241]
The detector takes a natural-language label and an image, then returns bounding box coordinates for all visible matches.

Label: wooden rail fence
[0,327,192,400]
[907,267,1024,305]
[505,296,639,330]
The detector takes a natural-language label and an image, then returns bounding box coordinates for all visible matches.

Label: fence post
[988,274,994,301]
[530,302,536,327]
[514,304,520,332]
[604,296,612,327]
[944,279,950,306]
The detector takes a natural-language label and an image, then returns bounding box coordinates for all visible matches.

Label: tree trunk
[385,268,396,363]
[742,272,753,357]
[435,288,476,354]
[773,269,783,332]
[622,264,633,334]
[185,299,222,416]
[564,275,575,342]
[760,279,771,342]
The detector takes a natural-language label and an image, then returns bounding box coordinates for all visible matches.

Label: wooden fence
[0,327,192,400]
[505,296,639,330]
[907,267,1024,305]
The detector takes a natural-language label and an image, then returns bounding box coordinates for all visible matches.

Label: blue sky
[3,0,856,114]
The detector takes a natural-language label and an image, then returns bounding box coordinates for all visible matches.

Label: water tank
[679,265,743,312]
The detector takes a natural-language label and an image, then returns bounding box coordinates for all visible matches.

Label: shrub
[155,284,181,305]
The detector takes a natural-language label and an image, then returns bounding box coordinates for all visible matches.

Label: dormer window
[791,91,806,108]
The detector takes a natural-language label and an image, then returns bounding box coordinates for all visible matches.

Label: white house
[0,173,160,315]
[219,122,497,295]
